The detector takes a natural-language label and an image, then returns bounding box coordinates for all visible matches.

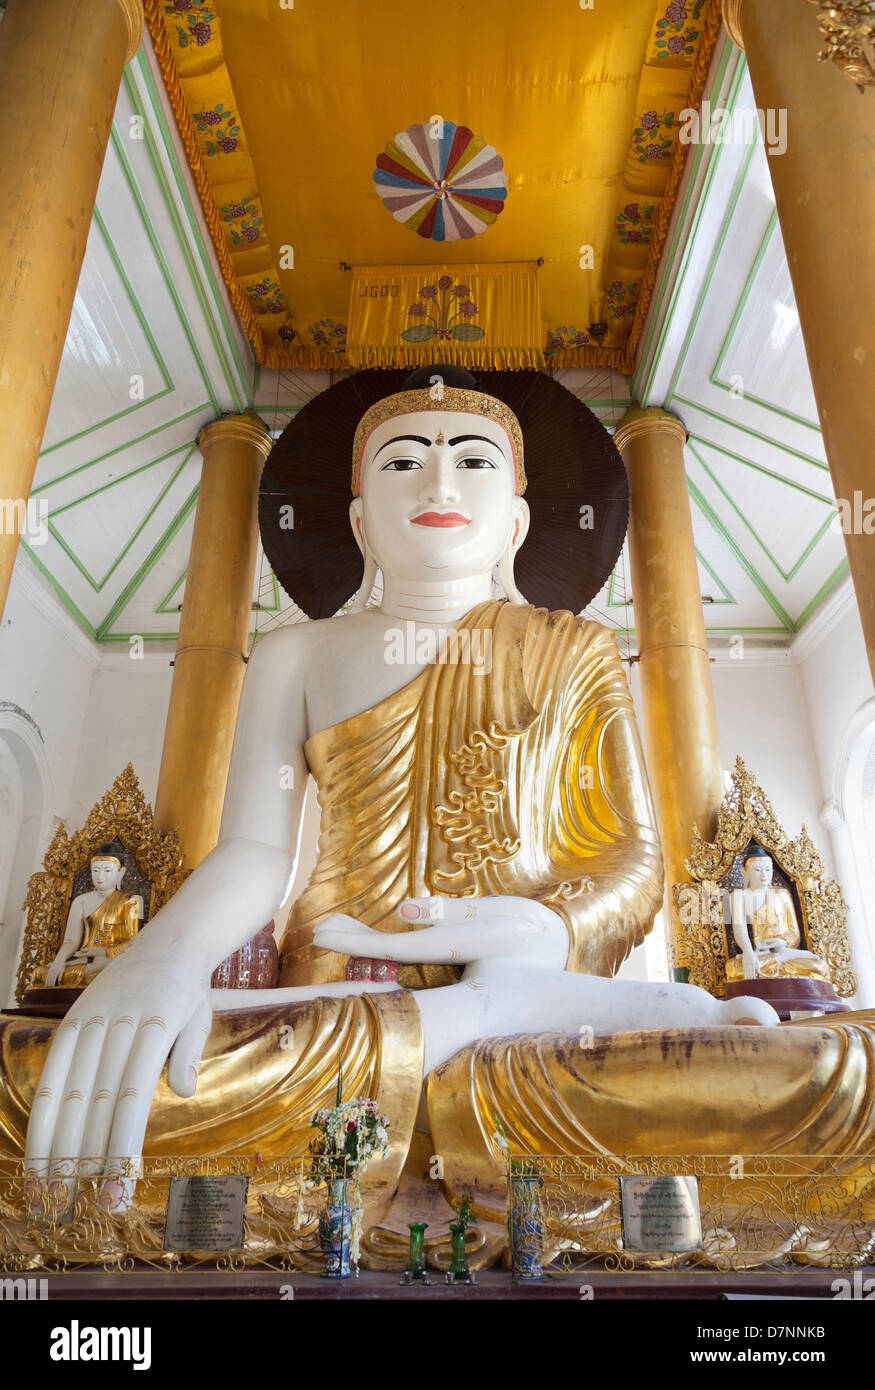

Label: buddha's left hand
[313,895,569,970]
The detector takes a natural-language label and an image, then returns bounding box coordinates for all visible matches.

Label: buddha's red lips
[410,512,470,527]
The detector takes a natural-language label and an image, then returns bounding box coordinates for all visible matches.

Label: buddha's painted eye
[456,457,497,470]
[380,458,423,471]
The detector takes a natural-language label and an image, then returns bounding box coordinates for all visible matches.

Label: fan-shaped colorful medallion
[373,121,507,242]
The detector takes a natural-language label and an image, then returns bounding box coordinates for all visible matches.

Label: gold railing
[502,1153,875,1273]
[0,1155,347,1274]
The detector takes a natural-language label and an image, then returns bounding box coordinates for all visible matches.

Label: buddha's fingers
[79,1015,140,1174]
[25,1017,83,1178]
[101,1016,173,1210]
[167,995,212,1099]
[47,1014,111,1183]
[398,897,482,925]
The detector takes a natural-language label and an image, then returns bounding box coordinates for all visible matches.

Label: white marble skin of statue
[25,405,777,1202]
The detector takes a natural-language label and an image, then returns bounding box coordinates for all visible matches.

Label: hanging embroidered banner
[346,263,544,371]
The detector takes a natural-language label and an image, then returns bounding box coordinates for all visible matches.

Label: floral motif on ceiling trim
[402,277,485,344]
[545,325,593,355]
[220,197,263,245]
[653,0,707,59]
[164,0,215,48]
[308,319,347,351]
[616,201,657,245]
[632,110,676,163]
[193,103,241,157]
[606,280,639,320]
[245,276,286,316]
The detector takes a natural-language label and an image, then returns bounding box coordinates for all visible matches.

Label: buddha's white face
[351,410,528,582]
[742,855,773,891]
[91,858,123,894]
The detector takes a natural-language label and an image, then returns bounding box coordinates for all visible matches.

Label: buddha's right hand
[24,933,213,1216]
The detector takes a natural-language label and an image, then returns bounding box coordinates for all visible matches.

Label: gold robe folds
[280,600,663,987]
[29,891,141,989]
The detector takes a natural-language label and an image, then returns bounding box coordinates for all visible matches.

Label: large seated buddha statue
[3,367,874,1264]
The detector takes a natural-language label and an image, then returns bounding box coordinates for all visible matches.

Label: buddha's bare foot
[722,995,779,1026]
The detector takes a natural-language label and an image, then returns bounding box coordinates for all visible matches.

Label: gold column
[723,0,875,681]
[615,406,724,980]
[154,414,273,869]
[0,0,144,618]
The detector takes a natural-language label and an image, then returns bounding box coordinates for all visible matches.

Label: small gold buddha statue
[726,844,829,982]
[29,842,143,990]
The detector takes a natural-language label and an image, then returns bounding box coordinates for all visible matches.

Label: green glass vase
[448,1222,470,1278]
[404,1221,428,1278]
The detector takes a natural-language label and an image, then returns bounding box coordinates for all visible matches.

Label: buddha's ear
[512,497,530,552]
[348,498,378,612]
[349,498,365,558]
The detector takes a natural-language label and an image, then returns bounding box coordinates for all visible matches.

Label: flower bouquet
[303,1065,390,1273]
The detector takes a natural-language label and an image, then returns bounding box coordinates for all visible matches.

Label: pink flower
[459,300,478,317]
[622,202,640,219]
[201,109,221,126]
[451,284,471,297]
[627,229,643,243]
[641,110,659,130]
[408,302,428,317]
[609,280,623,294]
[193,21,211,45]
[665,1,687,20]
[218,136,238,153]
[419,285,437,300]
[667,33,686,52]
[243,225,258,241]
[645,143,662,160]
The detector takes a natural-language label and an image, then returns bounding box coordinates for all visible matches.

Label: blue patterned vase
[509,1175,543,1279]
[319,1178,351,1278]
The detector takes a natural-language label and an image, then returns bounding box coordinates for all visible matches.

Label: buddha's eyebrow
[449,434,507,458]
[373,435,431,459]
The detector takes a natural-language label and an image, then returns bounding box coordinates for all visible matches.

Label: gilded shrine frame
[14,764,186,1004]
[672,757,856,1000]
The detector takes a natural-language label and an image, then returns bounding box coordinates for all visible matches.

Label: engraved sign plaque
[164,1175,249,1252]
[620,1175,703,1253]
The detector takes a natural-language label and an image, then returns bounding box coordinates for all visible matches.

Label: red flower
[346,1121,357,1132]
[622,202,640,220]
[193,21,211,44]
[437,275,453,291]
[201,109,221,126]
[419,285,438,300]
[640,110,659,130]
[645,144,663,160]
[218,136,238,153]
[451,284,471,298]
[459,300,478,317]
[173,0,192,10]
[627,230,643,243]
[243,225,259,241]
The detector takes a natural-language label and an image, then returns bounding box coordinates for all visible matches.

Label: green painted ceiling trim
[38,402,211,492]
[18,541,100,641]
[60,444,197,594]
[128,59,253,410]
[671,393,828,473]
[688,432,834,507]
[634,43,742,403]
[38,213,174,458]
[97,477,200,640]
[686,459,794,630]
[710,209,821,432]
[793,555,850,630]
[109,124,220,418]
[155,566,186,616]
[688,435,835,584]
[664,137,759,409]
[49,443,190,517]
[695,547,735,604]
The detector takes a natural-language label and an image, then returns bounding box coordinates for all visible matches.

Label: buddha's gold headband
[91,855,122,869]
[352,387,526,496]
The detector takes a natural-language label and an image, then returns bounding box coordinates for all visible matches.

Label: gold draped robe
[30,891,141,989]
[280,599,664,987]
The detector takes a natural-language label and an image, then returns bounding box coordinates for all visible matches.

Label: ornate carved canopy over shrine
[144,0,722,372]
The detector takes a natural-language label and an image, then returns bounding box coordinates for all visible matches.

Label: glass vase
[319,1176,351,1279]
[509,1174,543,1279]
[404,1221,428,1279]
[448,1221,470,1279]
